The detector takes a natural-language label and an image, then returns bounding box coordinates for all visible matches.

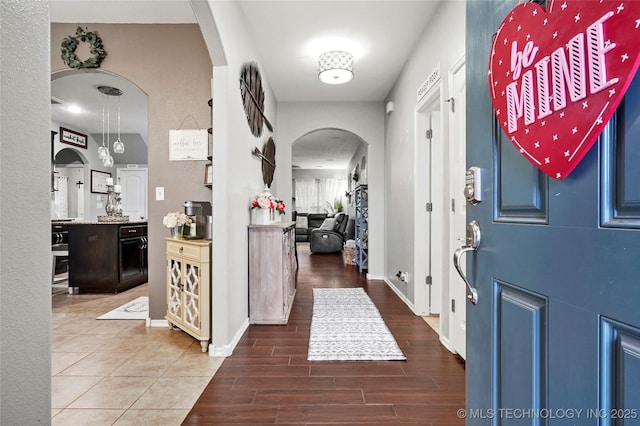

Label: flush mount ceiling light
[318,51,354,85]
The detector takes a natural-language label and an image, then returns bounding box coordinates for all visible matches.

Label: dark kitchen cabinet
[68,223,147,293]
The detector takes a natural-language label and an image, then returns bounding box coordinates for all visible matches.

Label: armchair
[309,212,349,254]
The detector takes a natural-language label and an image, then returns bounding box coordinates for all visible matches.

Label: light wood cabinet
[248,222,296,324]
[165,238,211,352]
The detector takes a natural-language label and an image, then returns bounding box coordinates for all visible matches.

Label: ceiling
[50,0,441,168]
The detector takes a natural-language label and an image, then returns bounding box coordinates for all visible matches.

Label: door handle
[453,220,480,305]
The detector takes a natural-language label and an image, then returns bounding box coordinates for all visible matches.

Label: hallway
[183,243,466,425]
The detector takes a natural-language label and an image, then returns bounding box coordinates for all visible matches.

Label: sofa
[293,212,328,242]
[309,212,349,254]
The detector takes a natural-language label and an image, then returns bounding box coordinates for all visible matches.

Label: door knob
[453,220,480,305]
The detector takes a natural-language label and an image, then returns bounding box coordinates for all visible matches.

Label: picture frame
[91,170,111,194]
[204,164,213,186]
[60,127,87,149]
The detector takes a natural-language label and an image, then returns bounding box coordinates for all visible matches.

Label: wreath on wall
[60,26,107,69]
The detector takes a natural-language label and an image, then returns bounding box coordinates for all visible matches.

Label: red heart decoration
[488,0,640,179]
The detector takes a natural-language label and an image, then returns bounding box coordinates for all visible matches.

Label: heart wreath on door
[488,0,640,179]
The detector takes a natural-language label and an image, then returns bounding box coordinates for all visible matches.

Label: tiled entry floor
[51,283,223,425]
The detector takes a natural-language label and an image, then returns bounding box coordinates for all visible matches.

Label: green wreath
[60,27,107,69]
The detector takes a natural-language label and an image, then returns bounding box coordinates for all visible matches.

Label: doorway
[414,85,443,318]
[117,167,148,221]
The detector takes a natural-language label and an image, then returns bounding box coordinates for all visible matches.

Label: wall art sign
[60,127,87,149]
[488,0,640,179]
[168,129,208,161]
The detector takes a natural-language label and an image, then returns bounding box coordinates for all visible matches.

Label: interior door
[118,168,148,220]
[466,0,640,422]
[449,56,467,360]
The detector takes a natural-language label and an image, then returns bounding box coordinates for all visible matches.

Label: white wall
[277,102,385,278]
[384,1,465,330]
[52,119,111,221]
[194,1,279,354]
[0,1,52,422]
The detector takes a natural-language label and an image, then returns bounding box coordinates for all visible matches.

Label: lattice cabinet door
[166,258,183,322]
[165,238,211,352]
[180,261,202,335]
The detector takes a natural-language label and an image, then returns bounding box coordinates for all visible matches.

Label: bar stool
[51,243,72,294]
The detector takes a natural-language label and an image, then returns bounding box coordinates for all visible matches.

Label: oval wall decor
[488,0,640,179]
[240,61,271,137]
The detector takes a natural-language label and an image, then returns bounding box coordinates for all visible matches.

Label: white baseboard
[366,273,385,281]
[211,318,250,357]
[383,277,419,315]
[439,334,456,354]
[146,317,248,357]
[147,318,169,328]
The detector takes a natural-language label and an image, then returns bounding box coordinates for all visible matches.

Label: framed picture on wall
[91,170,111,194]
[204,164,213,186]
[60,127,87,149]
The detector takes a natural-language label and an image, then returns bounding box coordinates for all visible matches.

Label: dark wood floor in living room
[183,243,465,425]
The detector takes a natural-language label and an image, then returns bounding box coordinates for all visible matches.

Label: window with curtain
[294,178,347,213]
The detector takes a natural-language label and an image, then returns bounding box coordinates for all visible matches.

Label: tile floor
[51,282,224,425]
[423,314,440,335]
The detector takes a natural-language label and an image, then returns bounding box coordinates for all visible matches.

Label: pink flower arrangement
[250,193,286,215]
[251,194,275,210]
[274,199,286,215]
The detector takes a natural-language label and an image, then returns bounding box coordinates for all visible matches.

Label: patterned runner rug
[97,296,148,320]
[308,288,406,361]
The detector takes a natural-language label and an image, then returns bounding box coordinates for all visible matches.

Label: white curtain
[295,178,347,213]
[294,179,318,212]
[53,176,69,219]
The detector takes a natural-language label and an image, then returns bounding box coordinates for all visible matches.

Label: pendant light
[97,85,124,167]
[97,92,109,161]
[112,95,125,154]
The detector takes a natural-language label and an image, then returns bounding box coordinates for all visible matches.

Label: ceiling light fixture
[318,51,354,85]
[66,104,82,114]
[97,85,124,167]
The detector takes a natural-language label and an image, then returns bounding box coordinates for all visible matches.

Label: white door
[414,88,442,316]
[117,168,148,220]
[448,56,467,359]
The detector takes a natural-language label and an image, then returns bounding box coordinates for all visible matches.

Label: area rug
[308,288,406,361]
[97,296,148,320]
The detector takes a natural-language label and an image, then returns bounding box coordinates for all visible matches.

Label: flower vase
[252,208,270,225]
[275,212,282,222]
[170,225,182,239]
[269,208,276,223]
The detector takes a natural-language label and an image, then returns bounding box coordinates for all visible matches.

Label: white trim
[439,334,455,354]
[383,277,419,315]
[147,318,169,328]
[447,53,467,359]
[413,82,443,317]
[211,318,250,357]
[366,273,385,281]
[417,64,441,103]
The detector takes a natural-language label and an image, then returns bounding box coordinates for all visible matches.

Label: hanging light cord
[101,94,106,148]
[117,95,121,140]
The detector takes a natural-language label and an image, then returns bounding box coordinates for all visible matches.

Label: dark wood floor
[183,243,466,425]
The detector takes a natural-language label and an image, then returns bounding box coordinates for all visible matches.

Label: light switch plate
[156,187,164,201]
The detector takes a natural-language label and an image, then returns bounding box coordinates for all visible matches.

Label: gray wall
[51,24,213,321]
[384,1,466,335]
[0,1,52,422]
[277,102,386,278]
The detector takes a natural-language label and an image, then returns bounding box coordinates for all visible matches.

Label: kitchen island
[52,220,148,293]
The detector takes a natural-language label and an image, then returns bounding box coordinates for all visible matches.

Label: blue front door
[466,0,640,423]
